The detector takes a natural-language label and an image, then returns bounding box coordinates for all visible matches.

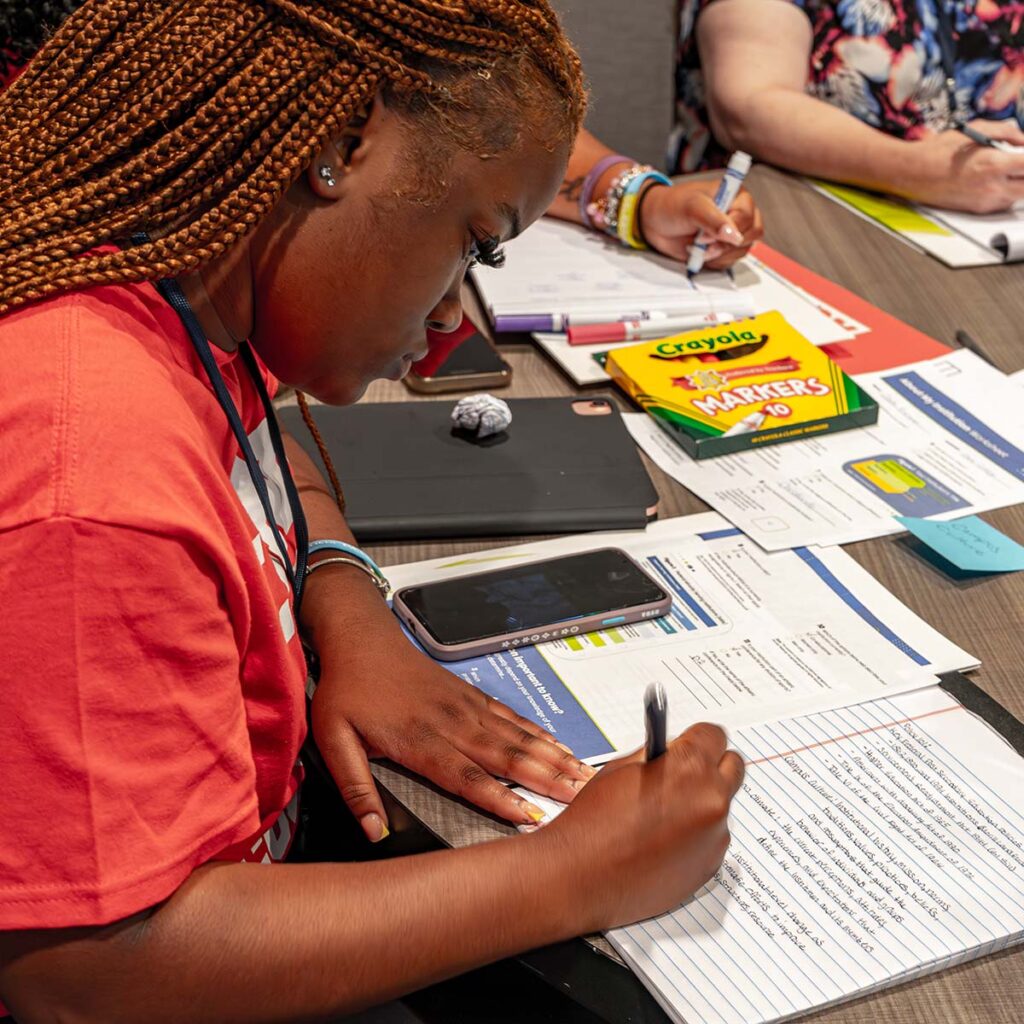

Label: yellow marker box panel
[605,311,878,459]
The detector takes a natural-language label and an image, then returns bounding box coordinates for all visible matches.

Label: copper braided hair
[0,0,585,516]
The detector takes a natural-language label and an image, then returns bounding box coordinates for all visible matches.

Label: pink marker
[567,311,738,347]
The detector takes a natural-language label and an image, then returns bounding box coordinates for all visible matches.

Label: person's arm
[283,434,594,842]
[1,723,744,1023]
[698,0,1024,213]
[547,128,763,268]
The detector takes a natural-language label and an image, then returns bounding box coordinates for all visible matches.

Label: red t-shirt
[0,276,308,936]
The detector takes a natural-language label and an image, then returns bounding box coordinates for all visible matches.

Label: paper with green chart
[385,513,976,764]
[627,350,1024,551]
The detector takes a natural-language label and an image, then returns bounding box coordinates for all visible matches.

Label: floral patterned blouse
[670,0,1024,172]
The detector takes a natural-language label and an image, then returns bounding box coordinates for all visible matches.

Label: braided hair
[0,0,89,80]
[0,0,585,514]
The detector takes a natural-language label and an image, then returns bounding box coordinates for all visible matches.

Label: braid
[296,392,347,516]
[0,0,584,516]
[0,0,584,315]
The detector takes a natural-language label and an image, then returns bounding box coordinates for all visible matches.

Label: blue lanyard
[154,274,309,610]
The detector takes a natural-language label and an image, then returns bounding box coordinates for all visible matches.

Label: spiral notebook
[278,397,659,541]
[524,679,1024,1024]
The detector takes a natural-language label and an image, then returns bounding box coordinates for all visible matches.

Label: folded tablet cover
[278,398,659,540]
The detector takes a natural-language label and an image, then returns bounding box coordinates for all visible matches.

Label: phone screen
[398,549,668,646]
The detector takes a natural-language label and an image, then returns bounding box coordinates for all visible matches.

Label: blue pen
[686,151,752,278]
[644,683,668,761]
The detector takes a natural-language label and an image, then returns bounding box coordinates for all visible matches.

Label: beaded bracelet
[603,164,651,236]
[578,153,631,228]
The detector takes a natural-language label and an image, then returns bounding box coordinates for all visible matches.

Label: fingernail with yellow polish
[361,813,390,843]
[523,802,547,823]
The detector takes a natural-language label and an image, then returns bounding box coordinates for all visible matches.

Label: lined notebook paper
[607,686,1024,1023]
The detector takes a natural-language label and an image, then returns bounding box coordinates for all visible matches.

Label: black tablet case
[278,398,659,541]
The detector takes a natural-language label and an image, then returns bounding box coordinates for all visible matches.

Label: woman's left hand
[310,631,596,842]
[638,180,764,269]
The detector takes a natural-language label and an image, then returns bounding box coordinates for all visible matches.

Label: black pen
[644,683,668,761]
[955,329,996,368]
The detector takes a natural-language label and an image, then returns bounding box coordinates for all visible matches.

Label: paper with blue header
[385,514,976,763]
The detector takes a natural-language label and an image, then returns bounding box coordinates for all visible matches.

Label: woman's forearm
[0,830,588,1024]
[546,127,631,223]
[708,86,912,193]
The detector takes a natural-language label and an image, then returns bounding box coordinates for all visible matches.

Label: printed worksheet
[386,514,976,762]
[608,686,1024,1024]
[628,350,1024,551]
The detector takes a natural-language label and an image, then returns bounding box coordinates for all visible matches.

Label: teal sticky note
[896,515,1024,573]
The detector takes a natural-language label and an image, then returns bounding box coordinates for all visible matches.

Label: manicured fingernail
[523,802,547,823]
[580,763,598,778]
[361,813,389,843]
[718,224,743,244]
[555,740,575,754]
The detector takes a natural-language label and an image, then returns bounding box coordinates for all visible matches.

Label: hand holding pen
[686,152,754,277]
[637,160,763,272]
[540,686,744,929]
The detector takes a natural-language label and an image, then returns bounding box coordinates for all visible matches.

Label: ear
[305,93,386,201]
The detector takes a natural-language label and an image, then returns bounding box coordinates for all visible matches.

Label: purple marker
[493,309,680,333]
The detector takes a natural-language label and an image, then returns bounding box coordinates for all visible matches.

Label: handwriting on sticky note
[896,515,1024,573]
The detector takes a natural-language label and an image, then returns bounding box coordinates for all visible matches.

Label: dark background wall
[550,0,677,168]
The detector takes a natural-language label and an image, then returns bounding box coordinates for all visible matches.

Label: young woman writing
[0,2,743,1020]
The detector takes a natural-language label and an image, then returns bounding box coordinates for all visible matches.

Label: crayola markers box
[605,310,878,459]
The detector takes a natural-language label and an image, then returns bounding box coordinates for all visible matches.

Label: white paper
[473,218,735,316]
[809,181,1015,268]
[607,686,1024,1024]
[386,514,976,763]
[627,350,1024,550]
[923,202,1024,262]
[473,221,867,386]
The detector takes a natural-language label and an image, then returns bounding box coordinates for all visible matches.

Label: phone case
[402,364,511,394]
[391,549,673,662]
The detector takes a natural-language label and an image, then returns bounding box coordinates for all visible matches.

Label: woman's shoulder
[0,282,240,534]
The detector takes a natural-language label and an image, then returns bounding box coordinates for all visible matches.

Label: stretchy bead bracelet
[578,153,631,228]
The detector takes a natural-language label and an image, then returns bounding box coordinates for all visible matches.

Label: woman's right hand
[898,120,1024,213]
[539,722,745,932]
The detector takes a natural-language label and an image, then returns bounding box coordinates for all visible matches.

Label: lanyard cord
[154,274,308,610]
[933,0,963,126]
[239,342,309,600]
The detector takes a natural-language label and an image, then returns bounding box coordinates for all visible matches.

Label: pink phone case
[392,549,673,662]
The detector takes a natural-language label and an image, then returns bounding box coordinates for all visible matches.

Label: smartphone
[404,316,511,394]
[392,548,672,661]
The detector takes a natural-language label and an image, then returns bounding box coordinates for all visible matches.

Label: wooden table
[357,166,1024,1023]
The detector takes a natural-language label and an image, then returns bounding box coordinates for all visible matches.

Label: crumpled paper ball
[451,393,512,439]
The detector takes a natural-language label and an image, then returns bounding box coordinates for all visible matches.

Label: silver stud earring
[318,165,336,188]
